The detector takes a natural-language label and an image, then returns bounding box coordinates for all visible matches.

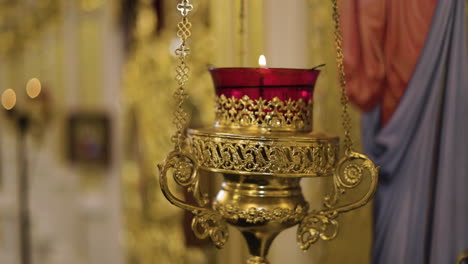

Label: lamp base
[214,173,309,263]
[186,128,339,263]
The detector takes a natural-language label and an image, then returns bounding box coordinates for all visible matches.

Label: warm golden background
[0,0,375,263]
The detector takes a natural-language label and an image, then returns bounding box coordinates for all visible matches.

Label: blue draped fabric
[362,0,468,263]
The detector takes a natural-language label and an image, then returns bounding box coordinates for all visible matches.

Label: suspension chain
[239,0,246,66]
[172,0,194,149]
[331,0,354,153]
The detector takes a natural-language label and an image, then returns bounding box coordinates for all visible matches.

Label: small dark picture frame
[68,112,111,166]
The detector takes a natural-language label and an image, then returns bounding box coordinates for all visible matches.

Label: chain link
[331,0,354,153]
[172,0,194,149]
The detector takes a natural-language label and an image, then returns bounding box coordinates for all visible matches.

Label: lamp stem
[242,230,276,264]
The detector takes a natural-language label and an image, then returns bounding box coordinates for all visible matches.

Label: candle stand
[159,1,378,264]
[1,84,49,264]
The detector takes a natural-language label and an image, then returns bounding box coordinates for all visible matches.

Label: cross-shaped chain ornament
[177,0,193,17]
[175,45,191,58]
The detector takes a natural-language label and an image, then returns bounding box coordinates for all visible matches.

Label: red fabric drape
[340,0,437,125]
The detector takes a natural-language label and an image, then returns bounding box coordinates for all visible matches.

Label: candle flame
[259,55,267,68]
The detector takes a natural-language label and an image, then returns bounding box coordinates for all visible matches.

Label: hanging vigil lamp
[158,1,379,264]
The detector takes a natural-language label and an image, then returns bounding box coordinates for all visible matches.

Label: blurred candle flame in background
[1,89,17,110]
[26,78,42,99]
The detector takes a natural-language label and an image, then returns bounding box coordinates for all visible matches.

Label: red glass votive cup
[209,67,320,132]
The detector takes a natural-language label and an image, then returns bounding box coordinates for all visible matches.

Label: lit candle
[259,55,267,68]
[258,55,267,95]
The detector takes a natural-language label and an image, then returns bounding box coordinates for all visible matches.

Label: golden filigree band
[214,94,313,132]
[213,202,309,224]
[187,129,339,177]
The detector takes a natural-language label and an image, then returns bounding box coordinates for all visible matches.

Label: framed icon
[68,112,111,166]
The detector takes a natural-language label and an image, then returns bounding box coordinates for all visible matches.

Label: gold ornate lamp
[159,1,379,263]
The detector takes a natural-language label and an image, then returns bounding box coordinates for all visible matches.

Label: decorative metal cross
[175,45,191,58]
[177,0,193,17]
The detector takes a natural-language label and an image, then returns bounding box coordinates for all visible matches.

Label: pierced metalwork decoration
[187,129,339,176]
[191,209,229,249]
[159,151,205,209]
[159,151,229,248]
[213,203,309,224]
[295,0,380,252]
[158,0,380,262]
[172,0,193,146]
[177,0,193,16]
[177,18,193,41]
[297,152,379,250]
[215,95,314,132]
[158,0,229,250]
[297,211,339,250]
[325,152,379,210]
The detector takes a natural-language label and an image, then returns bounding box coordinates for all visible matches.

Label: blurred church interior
[0,0,466,264]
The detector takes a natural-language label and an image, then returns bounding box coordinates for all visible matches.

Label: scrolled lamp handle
[456,250,468,264]
[158,150,229,248]
[297,151,379,250]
